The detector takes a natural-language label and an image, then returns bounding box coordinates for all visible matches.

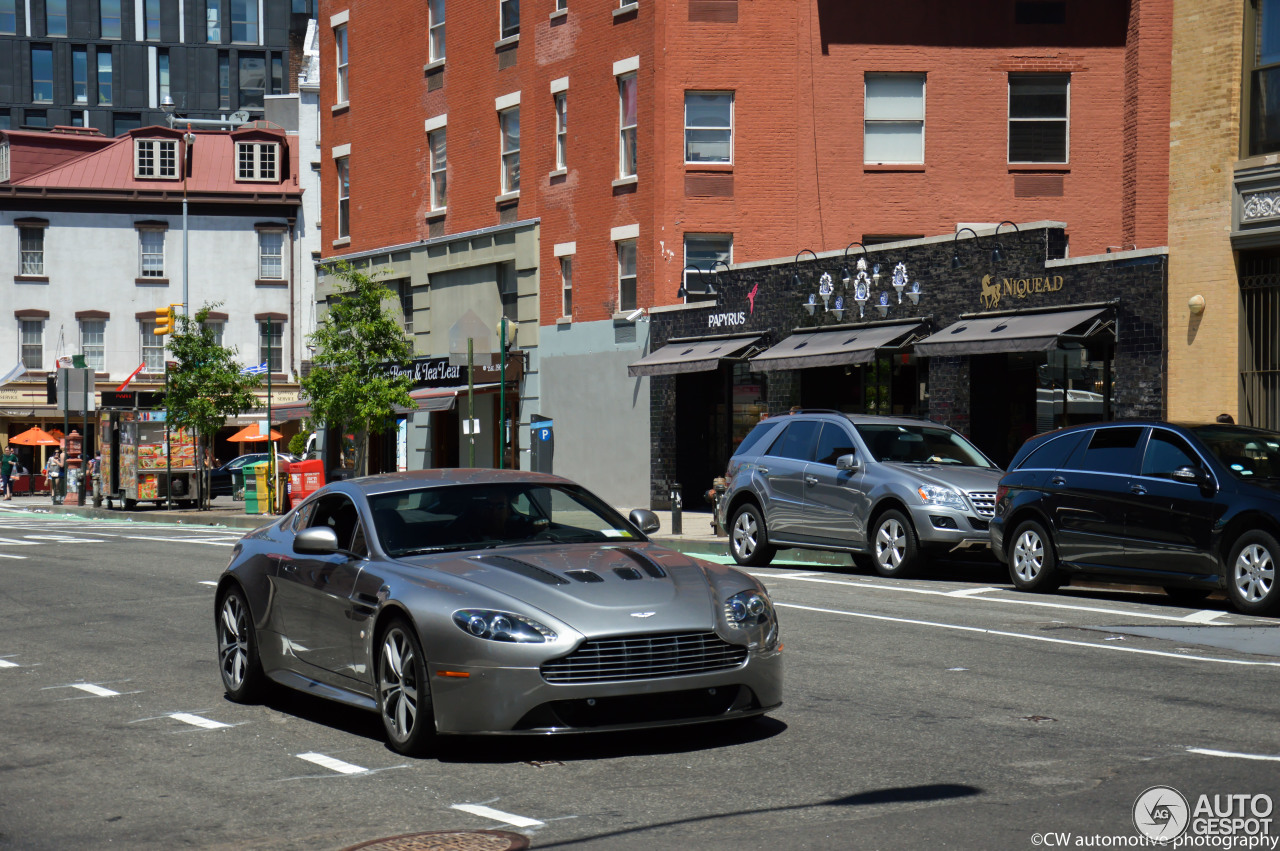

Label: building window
[97,50,113,105]
[0,142,9,181]
[203,320,225,347]
[112,113,138,135]
[136,139,178,178]
[560,257,572,318]
[73,48,88,103]
[239,54,266,109]
[80,320,105,371]
[206,0,221,41]
[429,128,446,209]
[158,51,170,103]
[231,0,258,43]
[556,0,565,9]
[259,320,283,372]
[685,92,732,163]
[0,110,9,130]
[258,230,284,278]
[500,107,520,194]
[684,233,731,303]
[336,157,350,238]
[864,73,925,165]
[20,320,43,370]
[32,46,53,102]
[144,0,160,40]
[498,262,517,323]
[335,24,348,103]
[1008,74,1069,163]
[554,91,567,170]
[139,229,165,277]
[618,73,637,178]
[1249,0,1280,154]
[218,53,230,108]
[618,239,637,312]
[141,322,165,373]
[271,55,283,94]
[398,279,413,334]
[237,142,278,181]
[500,0,518,39]
[20,227,44,275]
[0,0,15,34]
[47,0,67,36]
[100,0,121,38]
[428,0,444,62]
[26,111,48,128]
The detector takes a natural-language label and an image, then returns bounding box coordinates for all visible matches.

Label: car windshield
[854,423,995,468]
[368,482,644,557]
[1191,425,1280,480]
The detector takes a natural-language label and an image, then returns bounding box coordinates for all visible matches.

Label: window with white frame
[397,279,413,334]
[20,227,44,275]
[258,230,284,279]
[429,128,446,209]
[618,239,637,312]
[618,73,637,178]
[864,73,925,165]
[498,262,517,323]
[237,142,278,181]
[97,50,113,104]
[335,24,348,102]
[560,256,572,318]
[684,92,732,163]
[20,320,43,369]
[554,91,567,170]
[684,233,731,303]
[0,142,9,181]
[336,156,350,237]
[158,51,169,102]
[139,229,165,277]
[135,139,178,178]
[1008,73,1069,163]
[259,320,283,372]
[141,321,165,372]
[80,320,105,371]
[202,320,224,347]
[556,0,565,9]
[428,0,444,61]
[500,0,518,39]
[500,107,520,194]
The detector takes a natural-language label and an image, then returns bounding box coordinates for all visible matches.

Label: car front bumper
[907,504,993,551]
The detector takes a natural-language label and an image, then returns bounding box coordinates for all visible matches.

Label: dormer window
[0,142,9,183]
[135,138,178,179]
[237,142,278,181]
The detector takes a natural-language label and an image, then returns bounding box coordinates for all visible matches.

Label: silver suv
[719,411,1004,576]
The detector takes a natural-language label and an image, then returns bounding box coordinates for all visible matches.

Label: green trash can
[243,462,265,514]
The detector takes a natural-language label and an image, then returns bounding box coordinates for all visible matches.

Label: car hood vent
[613,567,643,581]
[566,569,605,583]
[613,547,667,578]
[471,554,570,585]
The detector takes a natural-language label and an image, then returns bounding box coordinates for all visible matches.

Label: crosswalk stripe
[297,752,367,775]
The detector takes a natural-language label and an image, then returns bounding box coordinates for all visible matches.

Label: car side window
[308,494,362,552]
[734,420,783,458]
[291,499,316,532]
[1141,430,1202,479]
[1072,427,1144,475]
[765,421,821,461]
[814,423,857,467]
[1016,431,1086,472]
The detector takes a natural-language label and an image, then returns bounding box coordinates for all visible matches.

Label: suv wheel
[872,509,922,578]
[1008,519,1062,592]
[730,504,776,567]
[1226,530,1280,616]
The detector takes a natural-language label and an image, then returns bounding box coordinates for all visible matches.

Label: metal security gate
[1241,255,1280,429]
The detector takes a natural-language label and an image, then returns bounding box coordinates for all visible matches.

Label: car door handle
[1049,476,1066,486]
[1130,484,1147,495]
[804,476,819,486]
[757,466,770,475]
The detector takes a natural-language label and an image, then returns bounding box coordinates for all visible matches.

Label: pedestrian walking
[89,451,102,507]
[1,444,16,500]
[45,449,64,505]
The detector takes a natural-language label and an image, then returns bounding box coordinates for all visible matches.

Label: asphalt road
[0,508,1277,851]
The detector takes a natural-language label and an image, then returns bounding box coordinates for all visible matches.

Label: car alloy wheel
[378,619,435,755]
[1007,519,1061,593]
[872,509,919,578]
[217,587,265,702]
[1227,530,1280,615]
[730,504,776,567]
[1012,529,1044,583]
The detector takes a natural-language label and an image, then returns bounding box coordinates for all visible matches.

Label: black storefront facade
[630,223,1166,509]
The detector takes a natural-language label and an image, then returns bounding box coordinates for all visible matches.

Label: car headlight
[723,589,773,630]
[917,484,968,511]
[452,609,557,643]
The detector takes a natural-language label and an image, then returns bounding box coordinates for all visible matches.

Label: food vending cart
[101,409,198,510]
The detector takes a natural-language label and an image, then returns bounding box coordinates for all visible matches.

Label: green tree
[165,303,262,508]
[302,262,414,476]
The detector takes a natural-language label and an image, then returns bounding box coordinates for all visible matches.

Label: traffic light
[154,305,175,336]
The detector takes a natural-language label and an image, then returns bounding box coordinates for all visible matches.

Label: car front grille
[968,491,997,518]
[541,631,748,684]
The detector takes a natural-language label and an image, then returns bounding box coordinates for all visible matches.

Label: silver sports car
[215,469,783,755]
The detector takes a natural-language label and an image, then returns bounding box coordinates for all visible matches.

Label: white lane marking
[0,553,27,559]
[451,803,545,828]
[297,752,368,775]
[0,537,38,545]
[1183,609,1226,623]
[761,573,1237,624]
[0,659,18,668]
[169,712,230,729]
[776,602,1280,668]
[119,535,237,547]
[946,586,1000,597]
[71,683,121,697]
[198,581,218,587]
[1187,748,1280,762]
[23,534,107,543]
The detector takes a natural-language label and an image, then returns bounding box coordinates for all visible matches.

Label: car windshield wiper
[394,542,499,556]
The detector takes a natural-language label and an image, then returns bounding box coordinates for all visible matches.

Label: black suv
[991,421,1280,615]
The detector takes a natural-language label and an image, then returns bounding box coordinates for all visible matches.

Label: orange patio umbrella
[8,426,61,446]
[227,424,284,443]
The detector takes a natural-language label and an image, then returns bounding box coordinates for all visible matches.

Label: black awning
[749,321,928,372]
[912,307,1112,357]
[627,335,763,377]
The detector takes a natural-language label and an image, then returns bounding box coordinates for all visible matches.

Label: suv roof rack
[786,408,846,416]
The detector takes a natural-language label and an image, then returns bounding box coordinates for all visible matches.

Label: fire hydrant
[706,477,728,537]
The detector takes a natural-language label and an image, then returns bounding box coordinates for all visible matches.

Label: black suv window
[814,422,857,466]
[1141,430,1202,479]
[1015,431,1086,472]
[734,419,783,458]
[1073,427,1143,474]
[766,421,821,461]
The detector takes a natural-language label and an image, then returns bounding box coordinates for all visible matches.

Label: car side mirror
[1172,465,1213,488]
[295,526,340,555]
[629,508,661,534]
[836,454,861,472]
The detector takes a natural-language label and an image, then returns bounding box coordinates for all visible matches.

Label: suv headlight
[452,609,557,643]
[723,589,774,630]
[917,484,968,511]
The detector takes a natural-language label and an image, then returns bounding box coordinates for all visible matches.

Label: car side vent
[472,555,570,586]
[613,547,667,578]
[613,567,643,581]
[566,570,605,583]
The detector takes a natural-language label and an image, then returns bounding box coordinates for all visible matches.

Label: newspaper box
[288,459,325,505]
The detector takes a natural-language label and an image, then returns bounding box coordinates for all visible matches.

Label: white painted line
[451,804,545,828]
[1183,609,1226,623]
[71,683,120,697]
[170,712,230,729]
[0,553,26,559]
[297,752,367,775]
[1187,748,1280,762]
[23,535,107,543]
[776,602,1280,668]
[198,581,218,587]
[946,586,1000,597]
[0,659,18,668]
[120,535,237,547]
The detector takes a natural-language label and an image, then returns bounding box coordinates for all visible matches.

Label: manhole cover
[342,830,530,851]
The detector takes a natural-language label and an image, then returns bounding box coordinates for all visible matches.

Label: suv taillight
[996,484,1010,506]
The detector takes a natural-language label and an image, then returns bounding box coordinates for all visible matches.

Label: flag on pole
[0,362,25,386]
[241,362,269,375]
